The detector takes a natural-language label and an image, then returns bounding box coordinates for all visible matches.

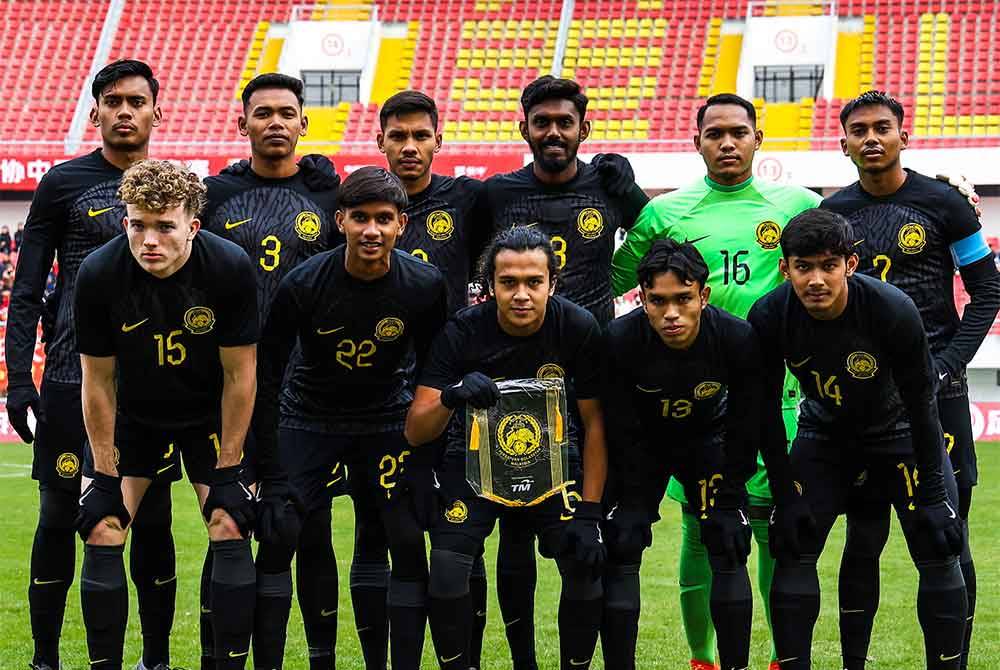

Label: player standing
[74,160,259,670]
[405,227,608,670]
[201,72,342,670]
[481,76,646,668]
[602,239,763,670]
[611,93,821,670]
[750,209,967,670]
[252,166,447,670]
[821,91,999,670]
[5,60,180,670]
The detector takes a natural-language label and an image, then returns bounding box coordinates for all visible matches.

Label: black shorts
[429,465,582,559]
[82,419,217,484]
[791,435,959,558]
[280,427,409,515]
[31,380,86,492]
[939,394,976,488]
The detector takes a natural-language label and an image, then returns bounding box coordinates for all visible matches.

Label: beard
[530,137,579,174]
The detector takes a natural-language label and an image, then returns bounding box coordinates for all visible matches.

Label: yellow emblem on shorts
[536,363,565,379]
[755,221,781,250]
[426,210,454,241]
[897,223,926,254]
[496,413,543,468]
[375,317,404,342]
[55,452,79,478]
[576,208,604,239]
[445,500,468,524]
[694,381,722,400]
[846,351,878,379]
[184,306,216,335]
[295,211,322,242]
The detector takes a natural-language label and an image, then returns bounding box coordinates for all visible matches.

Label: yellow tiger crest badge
[496,413,543,468]
[295,211,322,242]
[375,317,404,342]
[897,223,926,254]
[577,208,604,239]
[755,221,781,250]
[846,351,878,379]
[55,452,79,478]
[536,363,565,379]
[426,210,454,241]
[445,500,468,523]
[694,381,722,400]
[184,306,215,335]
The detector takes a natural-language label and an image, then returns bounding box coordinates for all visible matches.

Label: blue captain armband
[951,231,992,268]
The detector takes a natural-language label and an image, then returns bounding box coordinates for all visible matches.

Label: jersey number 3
[260,235,281,272]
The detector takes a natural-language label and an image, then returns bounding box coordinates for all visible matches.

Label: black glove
[76,471,130,541]
[562,500,607,577]
[699,506,752,564]
[203,465,256,537]
[6,371,40,443]
[299,154,341,191]
[605,498,652,559]
[591,153,636,197]
[916,496,964,558]
[400,461,445,529]
[768,488,815,560]
[933,357,958,394]
[255,477,304,549]
[440,372,500,410]
[221,158,251,176]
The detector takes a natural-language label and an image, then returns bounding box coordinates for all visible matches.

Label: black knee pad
[350,558,390,589]
[915,558,965,591]
[774,555,820,596]
[844,512,891,557]
[38,485,79,531]
[81,544,127,629]
[211,539,256,585]
[255,538,295,574]
[256,571,292,599]
[428,549,473,599]
[603,562,640,611]
[707,559,752,602]
[132,483,172,528]
[557,557,603,601]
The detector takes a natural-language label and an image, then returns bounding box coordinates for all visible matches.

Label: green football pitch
[0,444,996,669]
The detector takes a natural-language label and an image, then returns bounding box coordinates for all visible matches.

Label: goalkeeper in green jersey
[610,93,820,670]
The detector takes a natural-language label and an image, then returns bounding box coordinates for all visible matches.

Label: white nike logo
[940,652,961,661]
[739,510,749,526]
[939,372,948,380]
[33,578,63,585]
[840,608,865,614]
[79,489,95,504]
[505,618,521,628]
[945,502,957,519]
[475,610,487,617]
[440,653,462,663]
[154,575,177,586]
[569,658,591,666]
[777,658,798,664]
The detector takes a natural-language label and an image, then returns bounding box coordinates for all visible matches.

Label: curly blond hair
[118,159,207,216]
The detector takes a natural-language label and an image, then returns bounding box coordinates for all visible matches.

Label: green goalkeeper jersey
[612,175,821,504]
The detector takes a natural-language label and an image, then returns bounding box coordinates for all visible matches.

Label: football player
[201,72,342,670]
[602,239,763,670]
[74,160,259,670]
[252,167,448,670]
[405,226,608,670]
[750,209,966,670]
[611,93,821,670]
[5,60,179,670]
[821,91,1000,670]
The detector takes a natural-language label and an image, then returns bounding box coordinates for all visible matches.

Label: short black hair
[696,93,756,130]
[92,59,159,104]
[637,238,710,289]
[780,209,855,259]
[521,76,588,120]
[481,227,559,287]
[380,90,439,131]
[337,166,408,211]
[839,90,905,130]
[241,73,304,110]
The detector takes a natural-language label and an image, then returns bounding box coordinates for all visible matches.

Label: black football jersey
[821,170,982,375]
[202,158,341,324]
[74,231,259,429]
[748,274,946,499]
[418,295,604,465]
[604,304,762,488]
[397,174,491,315]
[259,246,448,435]
[484,161,648,324]
[7,149,127,384]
